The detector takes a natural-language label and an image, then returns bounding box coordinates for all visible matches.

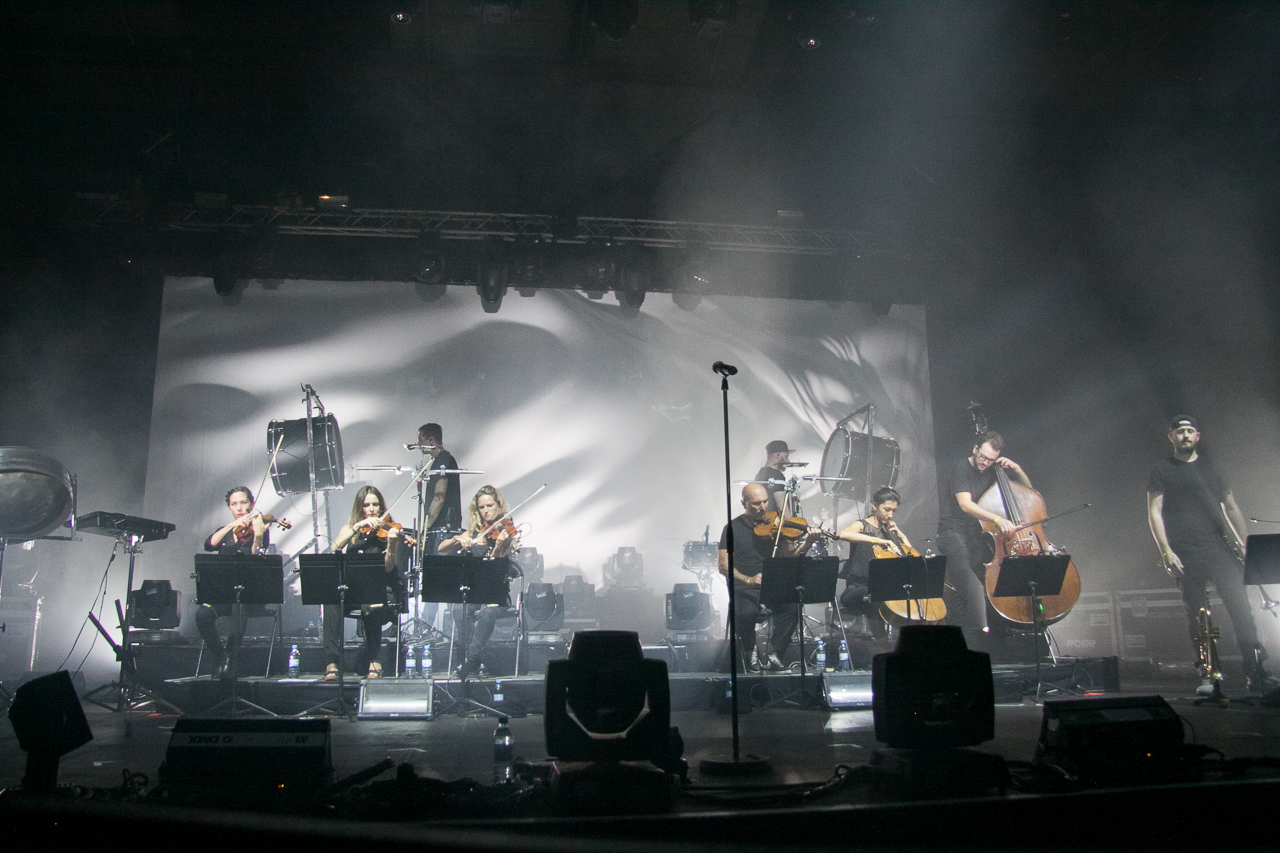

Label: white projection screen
[142,277,937,634]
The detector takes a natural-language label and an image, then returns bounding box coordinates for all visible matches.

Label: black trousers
[194,603,251,651]
[451,603,512,665]
[1173,539,1263,666]
[937,528,989,638]
[322,603,394,669]
[731,581,799,661]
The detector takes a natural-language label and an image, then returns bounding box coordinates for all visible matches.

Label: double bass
[970,403,1082,625]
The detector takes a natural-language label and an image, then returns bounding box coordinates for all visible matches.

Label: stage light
[317,194,349,210]
[8,671,93,791]
[665,583,712,631]
[523,582,564,642]
[587,0,638,41]
[127,579,180,630]
[414,230,445,284]
[872,625,994,749]
[477,259,508,314]
[544,631,670,762]
[690,0,735,38]
[616,267,647,316]
[481,1,512,25]
[390,9,413,25]
[211,253,239,296]
[604,547,644,588]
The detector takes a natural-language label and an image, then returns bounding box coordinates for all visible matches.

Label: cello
[969,403,1082,626]
[871,534,947,626]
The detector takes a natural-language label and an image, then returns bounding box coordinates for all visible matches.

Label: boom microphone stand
[699,360,771,777]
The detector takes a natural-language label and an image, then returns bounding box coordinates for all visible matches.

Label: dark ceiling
[2,1,1277,294]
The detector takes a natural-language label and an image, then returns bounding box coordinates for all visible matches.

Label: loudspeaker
[1035,695,1187,783]
[358,679,433,720]
[160,718,332,805]
[7,670,93,790]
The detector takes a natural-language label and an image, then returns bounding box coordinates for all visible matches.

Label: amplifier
[1049,592,1118,658]
[1117,588,1240,663]
[160,718,332,805]
[358,678,433,720]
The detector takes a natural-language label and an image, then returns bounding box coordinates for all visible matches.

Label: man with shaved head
[718,482,814,672]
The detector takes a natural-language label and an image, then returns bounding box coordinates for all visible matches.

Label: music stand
[297,553,389,717]
[867,555,948,620]
[193,554,284,717]
[1244,534,1280,618]
[760,557,839,707]
[992,554,1071,700]
[419,555,511,717]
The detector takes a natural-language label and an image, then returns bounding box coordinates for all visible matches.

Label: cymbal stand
[83,534,183,736]
[204,583,277,717]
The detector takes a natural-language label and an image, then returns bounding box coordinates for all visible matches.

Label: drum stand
[83,534,183,736]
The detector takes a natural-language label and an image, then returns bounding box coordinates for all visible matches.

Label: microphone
[779,461,808,468]
[405,443,423,451]
[712,361,738,376]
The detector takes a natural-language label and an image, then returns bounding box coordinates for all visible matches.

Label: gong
[0,447,74,539]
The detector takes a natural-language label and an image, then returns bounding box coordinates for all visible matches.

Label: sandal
[324,663,339,682]
[367,662,383,679]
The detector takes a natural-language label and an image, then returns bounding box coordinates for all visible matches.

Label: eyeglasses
[975,453,1000,464]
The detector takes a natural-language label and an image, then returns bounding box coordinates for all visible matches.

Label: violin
[235,513,292,532]
[484,518,518,541]
[753,511,812,540]
[359,519,417,547]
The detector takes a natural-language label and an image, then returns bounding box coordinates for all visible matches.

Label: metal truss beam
[65,197,904,258]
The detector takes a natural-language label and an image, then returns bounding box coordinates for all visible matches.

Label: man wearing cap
[1147,415,1275,694]
[756,440,796,515]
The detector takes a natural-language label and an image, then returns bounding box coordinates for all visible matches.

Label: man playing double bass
[936,431,1030,644]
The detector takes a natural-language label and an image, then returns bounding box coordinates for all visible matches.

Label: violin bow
[476,483,547,540]
[246,433,286,523]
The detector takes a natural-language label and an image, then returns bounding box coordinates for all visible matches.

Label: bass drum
[819,426,900,500]
[268,415,345,495]
[0,447,74,539]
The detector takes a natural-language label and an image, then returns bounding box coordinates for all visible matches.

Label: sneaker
[765,651,786,672]
[1247,668,1280,694]
[1195,676,1218,697]
[744,649,762,673]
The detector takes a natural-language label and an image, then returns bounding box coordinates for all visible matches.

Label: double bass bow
[969,402,1084,626]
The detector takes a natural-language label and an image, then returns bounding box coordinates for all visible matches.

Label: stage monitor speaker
[1034,695,1186,782]
[822,671,875,709]
[160,718,332,805]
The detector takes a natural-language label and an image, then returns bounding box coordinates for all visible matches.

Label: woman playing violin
[322,485,402,680]
[438,485,521,678]
[197,486,271,678]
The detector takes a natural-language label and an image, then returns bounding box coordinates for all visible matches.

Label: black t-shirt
[937,455,997,536]
[427,450,463,530]
[755,466,787,513]
[1148,455,1230,550]
[205,527,269,556]
[718,515,775,579]
[844,518,883,582]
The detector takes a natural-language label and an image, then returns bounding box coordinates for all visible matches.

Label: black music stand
[194,554,284,717]
[761,557,839,707]
[297,554,388,717]
[992,554,1071,700]
[1244,534,1280,618]
[867,555,948,621]
[419,555,511,717]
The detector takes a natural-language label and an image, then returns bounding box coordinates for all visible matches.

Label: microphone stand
[700,362,771,777]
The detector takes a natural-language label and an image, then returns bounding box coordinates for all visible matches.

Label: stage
[1,663,1278,850]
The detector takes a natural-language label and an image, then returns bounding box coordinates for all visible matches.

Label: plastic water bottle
[838,639,851,672]
[493,716,514,784]
[493,678,504,706]
[287,644,300,678]
[423,646,433,681]
[815,639,827,672]
[405,645,417,679]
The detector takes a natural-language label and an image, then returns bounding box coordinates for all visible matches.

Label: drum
[682,540,718,571]
[819,426,900,500]
[267,415,344,495]
[0,447,74,539]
